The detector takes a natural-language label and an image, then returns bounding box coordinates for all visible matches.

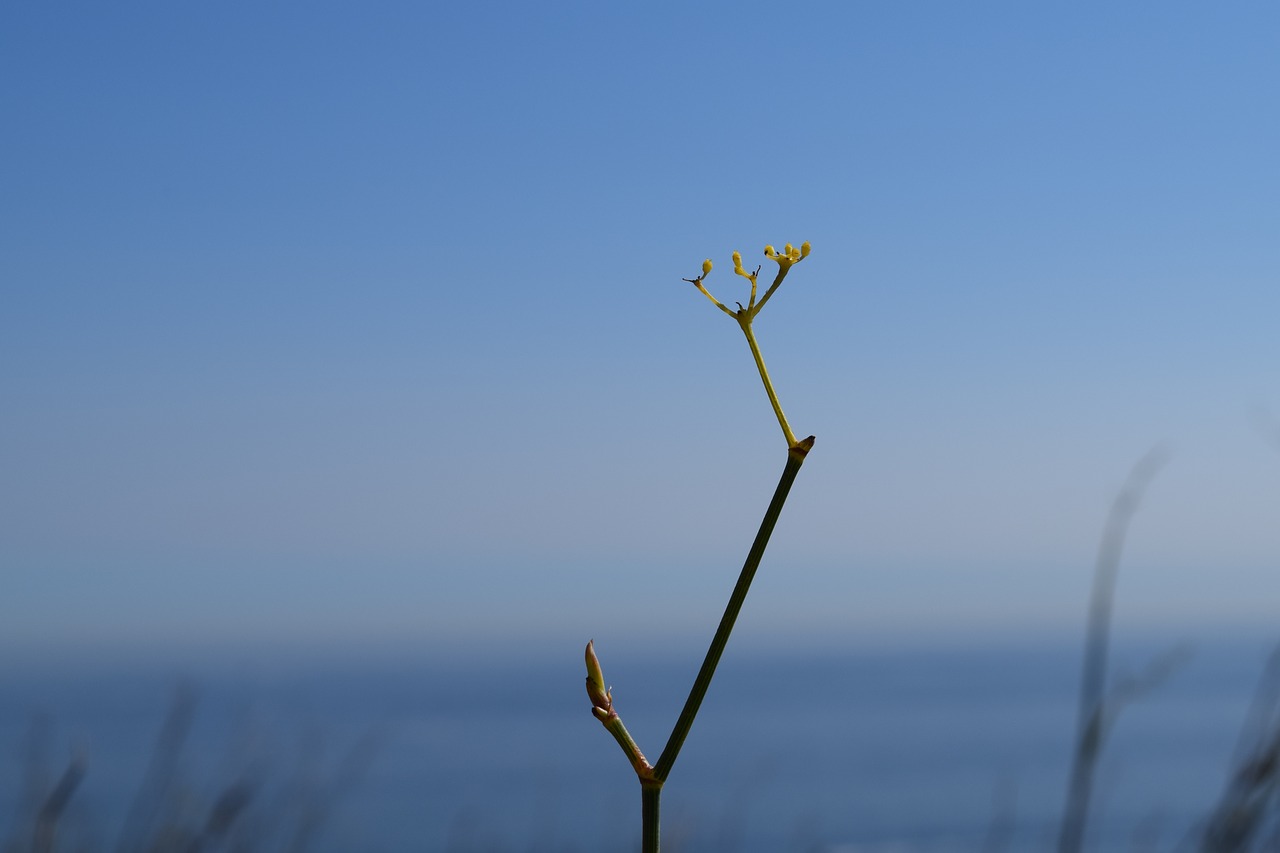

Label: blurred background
[2,2,1279,850]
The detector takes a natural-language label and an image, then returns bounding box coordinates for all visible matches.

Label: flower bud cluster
[763,241,811,272]
[683,240,811,325]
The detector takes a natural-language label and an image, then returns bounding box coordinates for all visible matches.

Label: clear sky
[3,3,1279,664]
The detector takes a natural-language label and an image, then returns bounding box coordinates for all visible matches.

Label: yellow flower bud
[764,240,803,271]
[701,258,713,276]
[732,251,742,267]
[800,241,811,258]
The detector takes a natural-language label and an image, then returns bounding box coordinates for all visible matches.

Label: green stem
[737,318,797,448]
[603,715,653,780]
[751,266,789,315]
[641,784,661,853]
[653,440,813,782]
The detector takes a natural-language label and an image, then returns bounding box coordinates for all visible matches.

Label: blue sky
[2,3,1279,663]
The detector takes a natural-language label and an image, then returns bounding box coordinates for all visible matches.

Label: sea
[1,634,1275,852]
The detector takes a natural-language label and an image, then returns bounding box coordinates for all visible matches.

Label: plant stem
[653,439,813,783]
[603,715,654,780]
[737,318,798,449]
[1058,448,1167,853]
[641,784,661,853]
